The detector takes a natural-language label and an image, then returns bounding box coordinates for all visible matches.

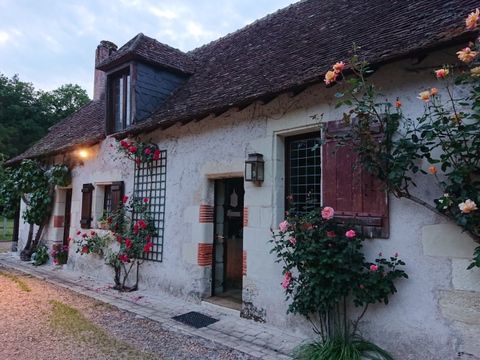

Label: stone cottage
[9,1,480,358]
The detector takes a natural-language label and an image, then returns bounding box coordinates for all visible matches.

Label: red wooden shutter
[110,181,124,212]
[80,184,94,229]
[322,121,389,238]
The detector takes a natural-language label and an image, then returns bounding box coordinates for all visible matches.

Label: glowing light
[77,149,89,159]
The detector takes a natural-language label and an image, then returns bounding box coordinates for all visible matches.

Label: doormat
[172,311,219,329]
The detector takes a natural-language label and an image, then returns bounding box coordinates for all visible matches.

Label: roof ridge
[128,32,145,52]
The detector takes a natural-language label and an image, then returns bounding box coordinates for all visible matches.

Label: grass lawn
[0,218,13,242]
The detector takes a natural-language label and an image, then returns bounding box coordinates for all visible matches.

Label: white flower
[458,199,478,214]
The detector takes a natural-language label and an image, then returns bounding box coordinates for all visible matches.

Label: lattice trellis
[133,151,167,262]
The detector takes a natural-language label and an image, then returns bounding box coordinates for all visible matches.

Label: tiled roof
[128,0,478,133]
[96,33,196,75]
[8,100,105,163]
[12,0,478,162]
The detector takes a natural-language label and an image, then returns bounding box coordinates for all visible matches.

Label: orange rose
[324,70,337,85]
[457,47,478,63]
[418,91,431,102]
[333,61,345,73]
[428,166,437,175]
[430,87,439,96]
[466,9,480,30]
[395,100,402,108]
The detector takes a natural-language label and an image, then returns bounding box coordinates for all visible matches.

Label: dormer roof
[96,33,196,75]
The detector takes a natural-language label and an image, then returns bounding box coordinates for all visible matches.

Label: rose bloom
[395,100,402,108]
[430,87,439,96]
[435,68,449,79]
[128,145,138,154]
[333,61,345,73]
[144,242,153,253]
[144,148,151,155]
[324,70,337,85]
[321,206,335,220]
[418,90,431,102]
[279,220,290,232]
[457,47,478,63]
[466,8,480,30]
[471,66,480,77]
[281,271,292,289]
[370,264,379,272]
[458,199,478,214]
[122,195,129,204]
[153,149,161,161]
[289,236,297,246]
[143,197,149,203]
[345,229,356,238]
[428,166,437,175]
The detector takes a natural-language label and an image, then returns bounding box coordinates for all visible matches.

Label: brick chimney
[93,40,117,101]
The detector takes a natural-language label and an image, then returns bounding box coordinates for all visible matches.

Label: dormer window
[108,68,132,133]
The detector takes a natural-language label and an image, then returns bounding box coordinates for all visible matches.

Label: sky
[0,0,297,97]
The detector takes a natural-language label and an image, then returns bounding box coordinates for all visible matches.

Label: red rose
[145,235,151,241]
[116,235,123,244]
[153,149,161,160]
[120,140,129,148]
[143,197,149,203]
[76,230,81,235]
[118,254,129,263]
[128,146,137,154]
[90,231,96,236]
[143,242,153,253]
[82,233,88,238]
[125,239,133,249]
[122,195,129,204]
[81,246,89,254]
[136,220,147,229]
[144,148,151,155]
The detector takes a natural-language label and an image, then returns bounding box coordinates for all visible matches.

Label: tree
[0,74,89,159]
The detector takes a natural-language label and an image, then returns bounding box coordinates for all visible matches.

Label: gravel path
[0,266,254,360]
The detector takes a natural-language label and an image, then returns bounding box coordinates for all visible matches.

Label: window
[108,68,132,133]
[285,124,389,238]
[285,133,322,212]
[133,152,167,262]
[85,182,124,229]
[103,185,112,214]
[80,183,94,229]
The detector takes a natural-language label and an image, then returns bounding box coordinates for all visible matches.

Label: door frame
[62,189,72,246]
[211,177,244,298]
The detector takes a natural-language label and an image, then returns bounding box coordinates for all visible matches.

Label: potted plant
[97,211,110,230]
[51,244,69,265]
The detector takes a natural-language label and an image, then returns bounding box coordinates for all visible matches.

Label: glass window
[285,133,321,212]
[109,69,132,133]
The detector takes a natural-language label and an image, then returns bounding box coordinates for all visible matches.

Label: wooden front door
[213,178,244,300]
[63,189,72,246]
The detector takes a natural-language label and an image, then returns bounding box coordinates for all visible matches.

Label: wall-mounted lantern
[245,153,264,184]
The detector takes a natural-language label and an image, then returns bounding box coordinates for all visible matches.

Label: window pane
[286,134,321,213]
[126,74,131,127]
[112,78,123,131]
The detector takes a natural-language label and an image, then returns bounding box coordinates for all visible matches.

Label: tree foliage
[0,74,89,158]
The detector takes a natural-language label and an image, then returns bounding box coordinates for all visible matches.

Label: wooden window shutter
[110,181,124,212]
[322,121,389,238]
[80,184,94,229]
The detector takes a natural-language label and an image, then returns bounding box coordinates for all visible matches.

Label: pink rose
[321,206,334,220]
[345,229,356,238]
[289,237,297,246]
[144,148,151,155]
[282,271,292,289]
[279,220,290,233]
[370,264,379,272]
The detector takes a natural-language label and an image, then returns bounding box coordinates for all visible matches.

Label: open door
[63,189,72,246]
[212,178,244,306]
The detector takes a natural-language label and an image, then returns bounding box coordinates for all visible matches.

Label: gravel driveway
[0,266,253,360]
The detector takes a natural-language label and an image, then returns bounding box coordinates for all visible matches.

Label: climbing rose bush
[270,205,407,340]
[117,138,161,165]
[323,8,480,268]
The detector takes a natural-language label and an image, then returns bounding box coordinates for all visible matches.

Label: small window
[108,68,132,133]
[285,133,322,212]
[103,185,112,215]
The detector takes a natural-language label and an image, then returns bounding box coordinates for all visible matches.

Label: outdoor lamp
[245,153,264,183]
[77,148,89,159]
